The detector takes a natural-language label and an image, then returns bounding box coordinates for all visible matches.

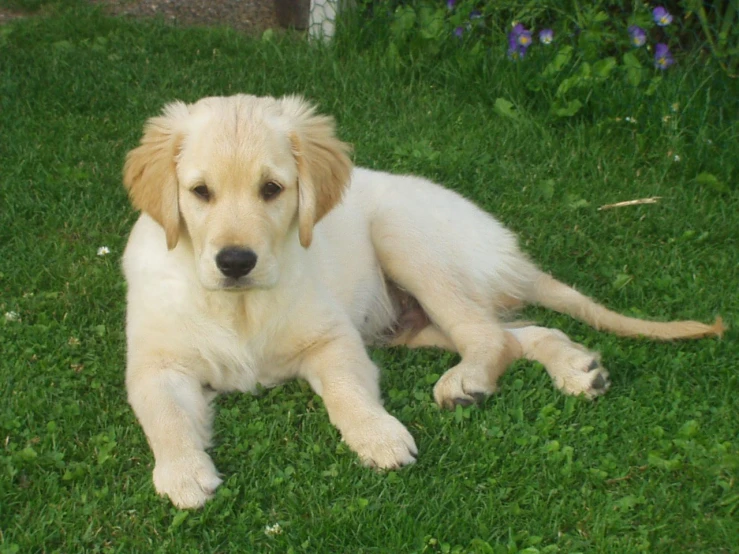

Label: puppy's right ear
[123,102,189,250]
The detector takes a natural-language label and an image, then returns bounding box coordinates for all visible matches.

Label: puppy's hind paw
[552,355,611,399]
[433,363,495,410]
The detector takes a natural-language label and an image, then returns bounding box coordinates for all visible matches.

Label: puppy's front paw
[343,413,417,470]
[152,451,222,509]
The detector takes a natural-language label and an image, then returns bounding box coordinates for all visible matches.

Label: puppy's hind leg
[392,295,523,409]
[433,318,523,409]
[372,239,524,408]
[506,325,611,398]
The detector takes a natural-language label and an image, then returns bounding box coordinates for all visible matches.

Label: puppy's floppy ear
[281,96,353,248]
[123,102,189,250]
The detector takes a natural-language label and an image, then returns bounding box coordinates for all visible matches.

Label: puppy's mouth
[198,275,255,292]
[219,277,254,291]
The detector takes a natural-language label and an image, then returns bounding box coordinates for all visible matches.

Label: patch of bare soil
[91,0,278,34]
[0,7,26,24]
[1,1,280,34]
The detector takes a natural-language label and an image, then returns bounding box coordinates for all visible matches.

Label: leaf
[613,495,646,511]
[593,57,617,78]
[555,75,580,97]
[626,66,643,86]
[390,5,416,41]
[468,538,495,554]
[648,452,682,471]
[418,7,444,41]
[169,511,189,530]
[537,179,555,200]
[553,99,583,117]
[645,75,663,96]
[612,273,633,290]
[623,51,642,68]
[543,45,573,76]
[568,196,589,209]
[52,40,74,51]
[494,98,520,120]
[18,446,38,461]
[695,172,730,193]
[386,42,401,69]
[678,420,700,438]
[623,52,644,86]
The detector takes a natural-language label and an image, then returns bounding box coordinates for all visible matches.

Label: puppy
[122,94,723,508]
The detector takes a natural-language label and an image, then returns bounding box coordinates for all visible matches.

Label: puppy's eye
[261,181,282,201]
[192,184,211,201]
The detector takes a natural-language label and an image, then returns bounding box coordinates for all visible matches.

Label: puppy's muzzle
[215,247,258,279]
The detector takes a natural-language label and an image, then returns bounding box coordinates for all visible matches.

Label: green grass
[1,6,738,553]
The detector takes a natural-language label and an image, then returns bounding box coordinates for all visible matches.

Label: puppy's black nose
[215,247,258,279]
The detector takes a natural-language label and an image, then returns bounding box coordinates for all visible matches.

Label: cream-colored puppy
[122,94,723,509]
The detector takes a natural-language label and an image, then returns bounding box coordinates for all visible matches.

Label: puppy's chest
[194,316,292,393]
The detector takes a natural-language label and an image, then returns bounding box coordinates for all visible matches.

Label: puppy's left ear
[282,96,353,248]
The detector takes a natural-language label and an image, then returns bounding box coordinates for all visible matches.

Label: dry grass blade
[598,197,662,211]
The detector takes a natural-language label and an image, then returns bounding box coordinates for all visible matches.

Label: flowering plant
[498,4,680,117]
[374,1,731,119]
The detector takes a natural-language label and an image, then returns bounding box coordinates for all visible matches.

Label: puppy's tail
[528,273,725,340]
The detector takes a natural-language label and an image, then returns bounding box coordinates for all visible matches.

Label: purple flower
[539,28,554,45]
[654,43,674,69]
[628,25,646,47]
[517,29,532,48]
[653,6,673,26]
[446,0,455,9]
[454,26,464,38]
[508,23,531,59]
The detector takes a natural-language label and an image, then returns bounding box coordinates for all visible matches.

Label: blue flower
[653,6,673,26]
[539,28,554,45]
[454,26,464,38]
[508,23,531,59]
[628,25,646,47]
[446,0,455,10]
[654,43,674,69]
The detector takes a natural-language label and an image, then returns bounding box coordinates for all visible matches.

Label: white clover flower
[264,523,283,536]
[97,246,111,257]
[674,154,681,162]
[4,311,20,322]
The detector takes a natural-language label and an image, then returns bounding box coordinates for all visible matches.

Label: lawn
[0,4,737,553]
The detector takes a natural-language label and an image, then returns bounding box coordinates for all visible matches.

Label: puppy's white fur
[123,94,723,508]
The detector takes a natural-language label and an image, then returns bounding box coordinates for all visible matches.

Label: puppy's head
[123,94,353,291]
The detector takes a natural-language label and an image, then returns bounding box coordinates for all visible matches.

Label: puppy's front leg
[127,358,221,508]
[299,332,417,469]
